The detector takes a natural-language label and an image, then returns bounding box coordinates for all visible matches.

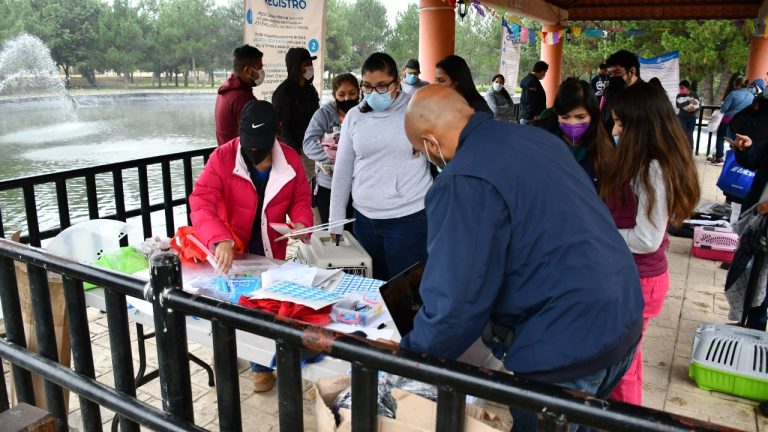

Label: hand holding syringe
[187,235,235,293]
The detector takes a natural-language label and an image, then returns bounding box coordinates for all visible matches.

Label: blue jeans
[250,362,273,373]
[747,294,768,331]
[679,116,696,149]
[510,346,637,432]
[714,123,734,159]
[353,209,428,281]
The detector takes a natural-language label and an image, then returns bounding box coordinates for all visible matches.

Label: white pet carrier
[689,323,768,400]
[295,230,372,278]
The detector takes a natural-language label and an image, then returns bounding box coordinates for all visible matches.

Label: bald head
[405,85,475,148]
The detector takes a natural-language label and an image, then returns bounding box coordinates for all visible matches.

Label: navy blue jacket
[400,113,643,382]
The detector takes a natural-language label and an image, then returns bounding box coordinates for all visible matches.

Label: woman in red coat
[189,100,313,392]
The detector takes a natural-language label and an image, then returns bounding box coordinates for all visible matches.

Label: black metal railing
[0,147,215,246]
[695,104,720,157]
[0,239,739,432]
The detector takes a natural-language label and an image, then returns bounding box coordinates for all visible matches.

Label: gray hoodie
[329,91,432,232]
[303,101,341,189]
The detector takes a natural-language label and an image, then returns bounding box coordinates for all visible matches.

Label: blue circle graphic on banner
[308,39,319,53]
[246,9,253,24]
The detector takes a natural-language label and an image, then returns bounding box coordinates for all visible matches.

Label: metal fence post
[436,387,466,432]
[211,321,242,432]
[0,353,9,411]
[275,341,303,432]
[147,251,194,423]
[0,256,34,404]
[62,276,102,430]
[104,288,139,432]
[26,264,68,431]
[350,362,377,432]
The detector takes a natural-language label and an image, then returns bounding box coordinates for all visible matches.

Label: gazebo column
[540,24,564,107]
[746,35,768,83]
[419,0,455,84]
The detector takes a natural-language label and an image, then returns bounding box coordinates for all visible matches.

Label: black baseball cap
[287,47,317,64]
[239,100,279,150]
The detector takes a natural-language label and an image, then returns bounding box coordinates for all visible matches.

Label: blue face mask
[492,83,503,92]
[363,92,394,112]
[405,74,418,85]
[613,135,620,145]
[749,87,758,96]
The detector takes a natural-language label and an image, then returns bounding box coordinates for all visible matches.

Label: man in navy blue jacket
[402,86,643,431]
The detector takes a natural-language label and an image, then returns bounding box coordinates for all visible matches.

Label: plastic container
[689,323,768,400]
[691,226,739,263]
[331,293,383,326]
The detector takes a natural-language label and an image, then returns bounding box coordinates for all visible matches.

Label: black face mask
[336,99,359,113]
[241,147,270,166]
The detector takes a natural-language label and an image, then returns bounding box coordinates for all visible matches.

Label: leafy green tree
[346,0,390,69]
[209,0,245,85]
[455,12,502,88]
[31,0,105,86]
[325,0,354,76]
[156,0,217,87]
[100,0,147,87]
[0,0,51,42]
[385,3,420,70]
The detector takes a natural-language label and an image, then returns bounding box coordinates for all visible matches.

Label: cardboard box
[313,376,505,432]
[9,232,71,412]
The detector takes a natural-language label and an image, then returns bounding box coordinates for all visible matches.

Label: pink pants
[610,272,669,405]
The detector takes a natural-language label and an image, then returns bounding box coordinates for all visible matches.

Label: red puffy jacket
[189,138,313,260]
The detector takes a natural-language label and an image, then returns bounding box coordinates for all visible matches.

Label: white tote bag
[707,109,724,133]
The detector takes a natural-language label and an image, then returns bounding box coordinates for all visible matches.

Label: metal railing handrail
[0,146,215,191]
[0,238,740,432]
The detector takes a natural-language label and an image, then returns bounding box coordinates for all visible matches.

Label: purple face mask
[559,122,590,144]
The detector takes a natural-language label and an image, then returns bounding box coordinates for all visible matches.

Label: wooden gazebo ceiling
[544,0,762,20]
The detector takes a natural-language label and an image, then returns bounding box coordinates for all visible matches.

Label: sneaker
[251,371,276,393]
[707,155,715,162]
[711,158,724,166]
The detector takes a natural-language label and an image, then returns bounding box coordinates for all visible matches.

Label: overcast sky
[221,0,418,26]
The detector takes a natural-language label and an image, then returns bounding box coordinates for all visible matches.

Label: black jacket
[272,50,320,152]
[519,73,546,121]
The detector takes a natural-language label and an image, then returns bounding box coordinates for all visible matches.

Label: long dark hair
[491,74,512,104]
[436,55,485,107]
[600,81,700,226]
[554,79,614,180]
[359,52,399,114]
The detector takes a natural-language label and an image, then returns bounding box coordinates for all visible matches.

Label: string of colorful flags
[442,0,768,44]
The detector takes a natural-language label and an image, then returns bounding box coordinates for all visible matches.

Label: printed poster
[244,0,328,101]
[639,51,680,107]
[500,24,522,94]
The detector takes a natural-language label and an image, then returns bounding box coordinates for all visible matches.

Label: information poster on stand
[500,25,522,95]
[244,0,327,101]
[639,51,680,106]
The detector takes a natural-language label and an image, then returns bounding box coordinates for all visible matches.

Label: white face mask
[249,68,265,87]
[303,67,314,81]
[422,138,448,170]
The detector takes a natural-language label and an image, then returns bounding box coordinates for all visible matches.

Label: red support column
[747,36,768,83]
[419,0,455,84]
[540,24,564,108]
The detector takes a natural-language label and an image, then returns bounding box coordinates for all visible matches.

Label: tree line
[0,0,751,104]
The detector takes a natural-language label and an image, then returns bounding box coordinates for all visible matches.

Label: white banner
[500,25,522,95]
[244,0,327,101]
[639,51,680,106]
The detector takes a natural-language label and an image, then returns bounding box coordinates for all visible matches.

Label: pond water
[0,93,217,238]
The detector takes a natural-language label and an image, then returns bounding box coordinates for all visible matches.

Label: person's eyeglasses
[360,79,396,94]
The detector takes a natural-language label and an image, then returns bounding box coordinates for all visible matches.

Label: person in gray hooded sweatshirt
[303,73,359,224]
[329,53,432,281]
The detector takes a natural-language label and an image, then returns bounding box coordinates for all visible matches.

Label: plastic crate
[689,323,768,400]
[691,226,739,263]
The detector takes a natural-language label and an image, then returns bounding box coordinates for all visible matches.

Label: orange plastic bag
[171,226,245,264]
